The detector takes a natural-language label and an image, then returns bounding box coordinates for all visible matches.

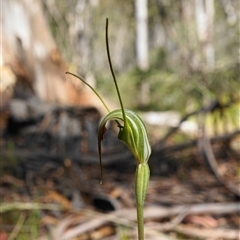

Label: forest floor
[1,145,239,240]
[0,98,239,240]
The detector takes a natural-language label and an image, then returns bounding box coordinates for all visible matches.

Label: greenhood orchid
[66,18,151,240]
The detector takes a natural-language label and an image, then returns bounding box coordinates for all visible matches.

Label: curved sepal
[98,109,124,183]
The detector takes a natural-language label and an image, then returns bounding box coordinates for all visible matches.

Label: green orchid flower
[66,18,151,240]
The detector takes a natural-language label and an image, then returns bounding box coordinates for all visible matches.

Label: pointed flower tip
[100,126,107,141]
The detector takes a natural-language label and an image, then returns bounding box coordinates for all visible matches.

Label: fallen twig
[175,224,240,239]
[143,202,240,220]
[0,202,63,213]
[8,213,26,240]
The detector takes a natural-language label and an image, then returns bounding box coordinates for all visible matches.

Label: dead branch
[154,98,239,150]
[2,148,131,165]
[153,129,240,152]
[198,116,240,197]
[143,202,240,220]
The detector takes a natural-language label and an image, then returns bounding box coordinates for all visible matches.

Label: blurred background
[1,0,239,239]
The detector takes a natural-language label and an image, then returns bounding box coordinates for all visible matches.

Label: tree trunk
[1,0,88,106]
[194,0,215,68]
[135,0,149,71]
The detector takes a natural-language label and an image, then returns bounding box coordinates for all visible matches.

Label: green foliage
[1,210,40,240]
[97,59,239,114]
[44,0,238,114]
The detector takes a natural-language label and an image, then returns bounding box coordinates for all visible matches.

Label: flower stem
[135,163,150,240]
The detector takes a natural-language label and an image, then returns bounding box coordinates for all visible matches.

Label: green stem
[105,18,126,123]
[135,163,150,240]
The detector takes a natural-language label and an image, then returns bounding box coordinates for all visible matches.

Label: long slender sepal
[65,72,110,113]
[105,18,126,123]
